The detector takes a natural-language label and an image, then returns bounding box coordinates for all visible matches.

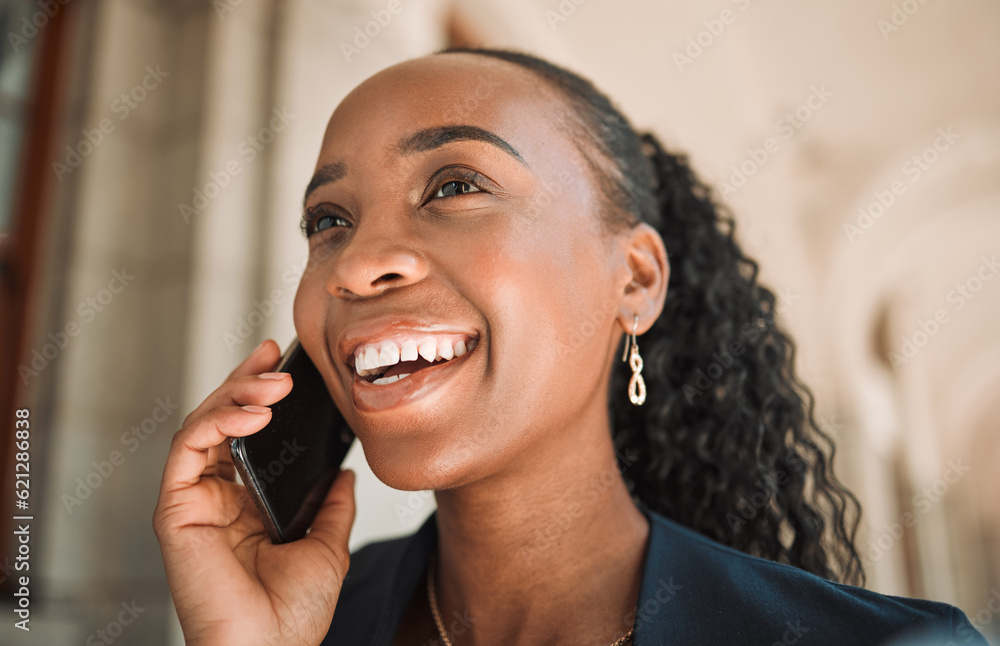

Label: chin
[360,433,487,492]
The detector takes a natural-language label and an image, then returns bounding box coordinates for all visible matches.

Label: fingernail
[243,405,271,414]
[259,372,287,380]
[252,340,268,355]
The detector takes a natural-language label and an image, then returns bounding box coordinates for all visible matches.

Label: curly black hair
[439,47,865,586]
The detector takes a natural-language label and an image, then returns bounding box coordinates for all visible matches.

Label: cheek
[291,280,308,334]
[552,248,620,367]
[500,212,613,340]
[470,217,615,403]
[292,270,326,351]
[292,268,357,413]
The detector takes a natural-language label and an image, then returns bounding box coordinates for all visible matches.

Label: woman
[154,49,986,645]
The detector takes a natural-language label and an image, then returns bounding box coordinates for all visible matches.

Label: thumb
[304,468,356,574]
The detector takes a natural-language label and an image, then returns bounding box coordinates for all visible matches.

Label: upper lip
[337,317,479,368]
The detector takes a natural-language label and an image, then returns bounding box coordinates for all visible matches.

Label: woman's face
[293,53,635,490]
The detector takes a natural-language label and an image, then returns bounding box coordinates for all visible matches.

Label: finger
[161,404,275,494]
[214,438,238,480]
[302,469,357,577]
[228,338,283,380]
[180,340,282,426]
[201,442,237,481]
[183,371,293,430]
[183,373,292,480]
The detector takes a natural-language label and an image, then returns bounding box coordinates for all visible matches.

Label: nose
[323,218,429,300]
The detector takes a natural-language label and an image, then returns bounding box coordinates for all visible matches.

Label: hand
[153,340,356,646]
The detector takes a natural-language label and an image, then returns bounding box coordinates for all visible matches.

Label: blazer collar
[382,503,672,645]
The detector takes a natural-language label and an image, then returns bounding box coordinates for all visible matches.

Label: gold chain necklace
[426,551,635,646]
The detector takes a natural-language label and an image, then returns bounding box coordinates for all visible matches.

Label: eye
[302,205,351,238]
[314,214,349,232]
[435,180,481,198]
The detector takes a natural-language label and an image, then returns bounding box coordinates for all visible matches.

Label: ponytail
[609,132,863,585]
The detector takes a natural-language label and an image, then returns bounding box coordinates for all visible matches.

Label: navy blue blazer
[322,503,987,645]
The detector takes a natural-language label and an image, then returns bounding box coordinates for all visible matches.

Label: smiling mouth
[352,335,478,386]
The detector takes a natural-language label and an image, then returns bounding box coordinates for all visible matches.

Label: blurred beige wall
[4,0,998,644]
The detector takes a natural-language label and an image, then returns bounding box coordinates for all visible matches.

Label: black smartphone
[230,338,355,544]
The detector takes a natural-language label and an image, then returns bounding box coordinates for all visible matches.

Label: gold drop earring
[622,313,646,406]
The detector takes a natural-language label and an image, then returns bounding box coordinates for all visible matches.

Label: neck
[431,410,650,645]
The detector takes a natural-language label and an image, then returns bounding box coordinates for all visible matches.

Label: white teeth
[364,346,379,371]
[372,372,412,386]
[418,338,437,362]
[379,342,400,367]
[353,335,478,377]
[401,340,418,362]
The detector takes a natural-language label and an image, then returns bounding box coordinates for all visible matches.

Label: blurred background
[0,0,997,643]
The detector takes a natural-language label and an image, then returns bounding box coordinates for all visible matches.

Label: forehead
[318,53,571,169]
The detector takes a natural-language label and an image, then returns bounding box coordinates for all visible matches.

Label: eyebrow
[301,125,526,206]
[302,162,346,207]
[396,125,525,165]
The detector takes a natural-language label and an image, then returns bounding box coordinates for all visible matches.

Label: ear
[615,222,669,335]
